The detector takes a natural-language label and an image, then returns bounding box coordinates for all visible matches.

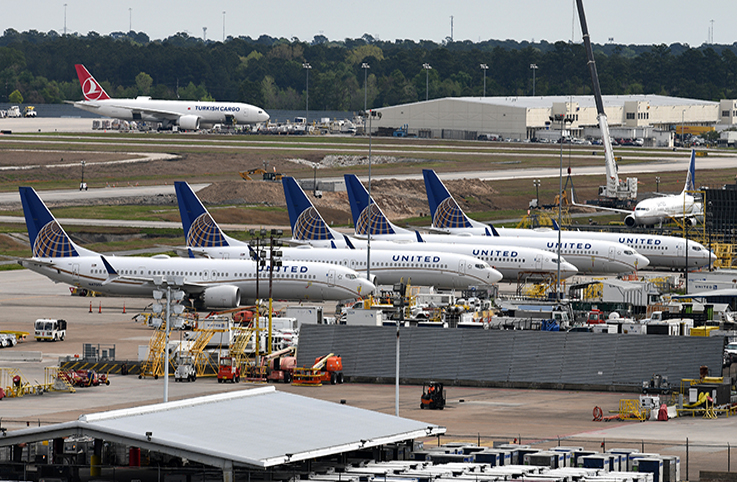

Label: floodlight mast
[576,0,637,206]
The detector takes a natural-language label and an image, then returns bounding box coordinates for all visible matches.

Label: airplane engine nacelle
[177,115,201,131]
[624,215,637,228]
[200,285,240,309]
[688,217,698,227]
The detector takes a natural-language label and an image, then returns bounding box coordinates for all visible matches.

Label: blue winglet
[343,234,356,250]
[415,231,425,242]
[487,224,500,237]
[100,255,118,275]
[551,219,560,230]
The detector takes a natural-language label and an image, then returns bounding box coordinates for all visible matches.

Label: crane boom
[576,0,637,205]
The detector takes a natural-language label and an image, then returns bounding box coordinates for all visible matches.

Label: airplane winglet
[415,231,425,243]
[247,245,258,261]
[99,255,120,285]
[487,224,500,237]
[551,219,560,230]
[343,234,356,250]
[187,248,195,259]
[330,240,337,249]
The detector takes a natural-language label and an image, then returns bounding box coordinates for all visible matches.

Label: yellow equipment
[240,168,283,182]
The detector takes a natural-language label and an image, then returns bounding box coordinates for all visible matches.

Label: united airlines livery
[18,187,373,308]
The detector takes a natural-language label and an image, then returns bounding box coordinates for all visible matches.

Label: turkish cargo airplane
[281,177,577,281]
[17,187,373,309]
[571,149,703,228]
[422,168,714,270]
[345,174,648,275]
[173,181,503,289]
[71,64,270,130]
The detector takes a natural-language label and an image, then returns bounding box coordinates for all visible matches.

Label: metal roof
[0,386,444,469]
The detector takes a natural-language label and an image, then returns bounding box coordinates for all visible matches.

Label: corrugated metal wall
[297,325,725,389]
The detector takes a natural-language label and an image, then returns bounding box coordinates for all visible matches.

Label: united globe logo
[294,207,332,240]
[33,221,78,258]
[434,197,471,229]
[355,206,393,235]
[187,214,227,247]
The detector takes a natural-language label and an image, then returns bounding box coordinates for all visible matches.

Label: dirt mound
[196,177,502,224]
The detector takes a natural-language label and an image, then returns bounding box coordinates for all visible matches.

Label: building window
[723,110,730,117]
[626,113,635,120]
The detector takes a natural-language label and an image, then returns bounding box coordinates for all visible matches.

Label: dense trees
[1,29,737,110]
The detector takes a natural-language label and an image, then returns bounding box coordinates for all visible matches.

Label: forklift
[420,381,446,410]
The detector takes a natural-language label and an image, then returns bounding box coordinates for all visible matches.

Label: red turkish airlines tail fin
[75,64,111,101]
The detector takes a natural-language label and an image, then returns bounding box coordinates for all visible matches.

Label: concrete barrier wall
[297,325,725,390]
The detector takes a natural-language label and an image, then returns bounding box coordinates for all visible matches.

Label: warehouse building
[371,95,734,145]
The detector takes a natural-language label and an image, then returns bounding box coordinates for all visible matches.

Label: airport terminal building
[371,95,737,145]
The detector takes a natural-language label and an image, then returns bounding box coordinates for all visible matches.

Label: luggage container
[581,455,615,472]
[525,451,564,468]
[605,449,639,471]
[631,458,663,482]
[659,456,680,482]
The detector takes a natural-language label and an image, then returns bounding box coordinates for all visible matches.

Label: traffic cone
[89,301,92,313]
[122,303,126,314]
[98,302,102,314]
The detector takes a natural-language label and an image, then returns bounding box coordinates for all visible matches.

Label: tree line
[1,28,737,111]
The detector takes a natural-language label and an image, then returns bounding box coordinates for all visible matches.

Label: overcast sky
[3,1,736,47]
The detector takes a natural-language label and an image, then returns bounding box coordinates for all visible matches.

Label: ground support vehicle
[34,319,67,341]
[420,381,446,410]
[291,353,344,386]
[60,369,110,387]
[264,347,297,383]
[175,356,197,382]
[217,356,240,383]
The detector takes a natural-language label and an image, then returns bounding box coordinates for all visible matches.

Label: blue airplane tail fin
[344,174,400,236]
[422,169,474,229]
[19,187,83,258]
[174,181,230,248]
[422,169,473,229]
[282,177,334,241]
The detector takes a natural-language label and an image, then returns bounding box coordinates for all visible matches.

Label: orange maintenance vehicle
[291,353,344,386]
[217,356,240,383]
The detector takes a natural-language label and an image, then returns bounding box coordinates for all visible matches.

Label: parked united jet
[571,149,703,228]
[174,181,502,289]
[17,187,373,309]
[345,174,648,275]
[282,177,577,281]
[71,64,269,130]
[422,168,714,270]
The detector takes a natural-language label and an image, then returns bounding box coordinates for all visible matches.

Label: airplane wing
[570,189,633,215]
[72,100,182,120]
[99,255,208,293]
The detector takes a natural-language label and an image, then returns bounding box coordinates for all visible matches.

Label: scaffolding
[182,327,217,377]
[44,367,77,393]
[139,322,168,379]
[0,368,44,397]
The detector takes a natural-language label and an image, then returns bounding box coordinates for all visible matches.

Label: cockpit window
[692,246,701,251]
[475,263,489,269]
[346,274,357,279]
[624,250,634,255]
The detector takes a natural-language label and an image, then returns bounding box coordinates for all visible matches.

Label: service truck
[34,319,67,341]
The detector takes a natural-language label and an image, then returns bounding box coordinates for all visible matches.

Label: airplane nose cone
[259,110,270,122]
[488,268,503,283]
[634,253,650,269]
[561,262,578,279]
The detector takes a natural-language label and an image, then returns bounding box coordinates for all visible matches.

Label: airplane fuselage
[184,246,503,288]
[628,192,701,227]
[20,255,372,306]
[74,98,269,128]
[483,227,714,270]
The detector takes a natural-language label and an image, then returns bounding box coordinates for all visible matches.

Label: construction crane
[576,0,637,209]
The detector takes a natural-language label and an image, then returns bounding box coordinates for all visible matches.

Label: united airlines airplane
[71,64,270,130]
[281,177,578,281]
[173,181,503,289]
[345,174,649,275]
[17,187,373,309]
[422,169,714,270]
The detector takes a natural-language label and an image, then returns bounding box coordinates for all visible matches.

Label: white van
[34,319,67,341]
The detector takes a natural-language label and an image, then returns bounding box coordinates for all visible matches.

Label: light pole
[222,11,226,41]
[63,4,67,36]
[267,229,283,355]
[480,64,489,97]
[550,114,573,301]
[128,7,132,32]
[360,109,382,281]
[530,64,538,96]
[533,179,541,208]
[361,62,370,112]
[656,176,661,193]
[249,227,268,359]
[303,62,312,119]
[422,63,432,101]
